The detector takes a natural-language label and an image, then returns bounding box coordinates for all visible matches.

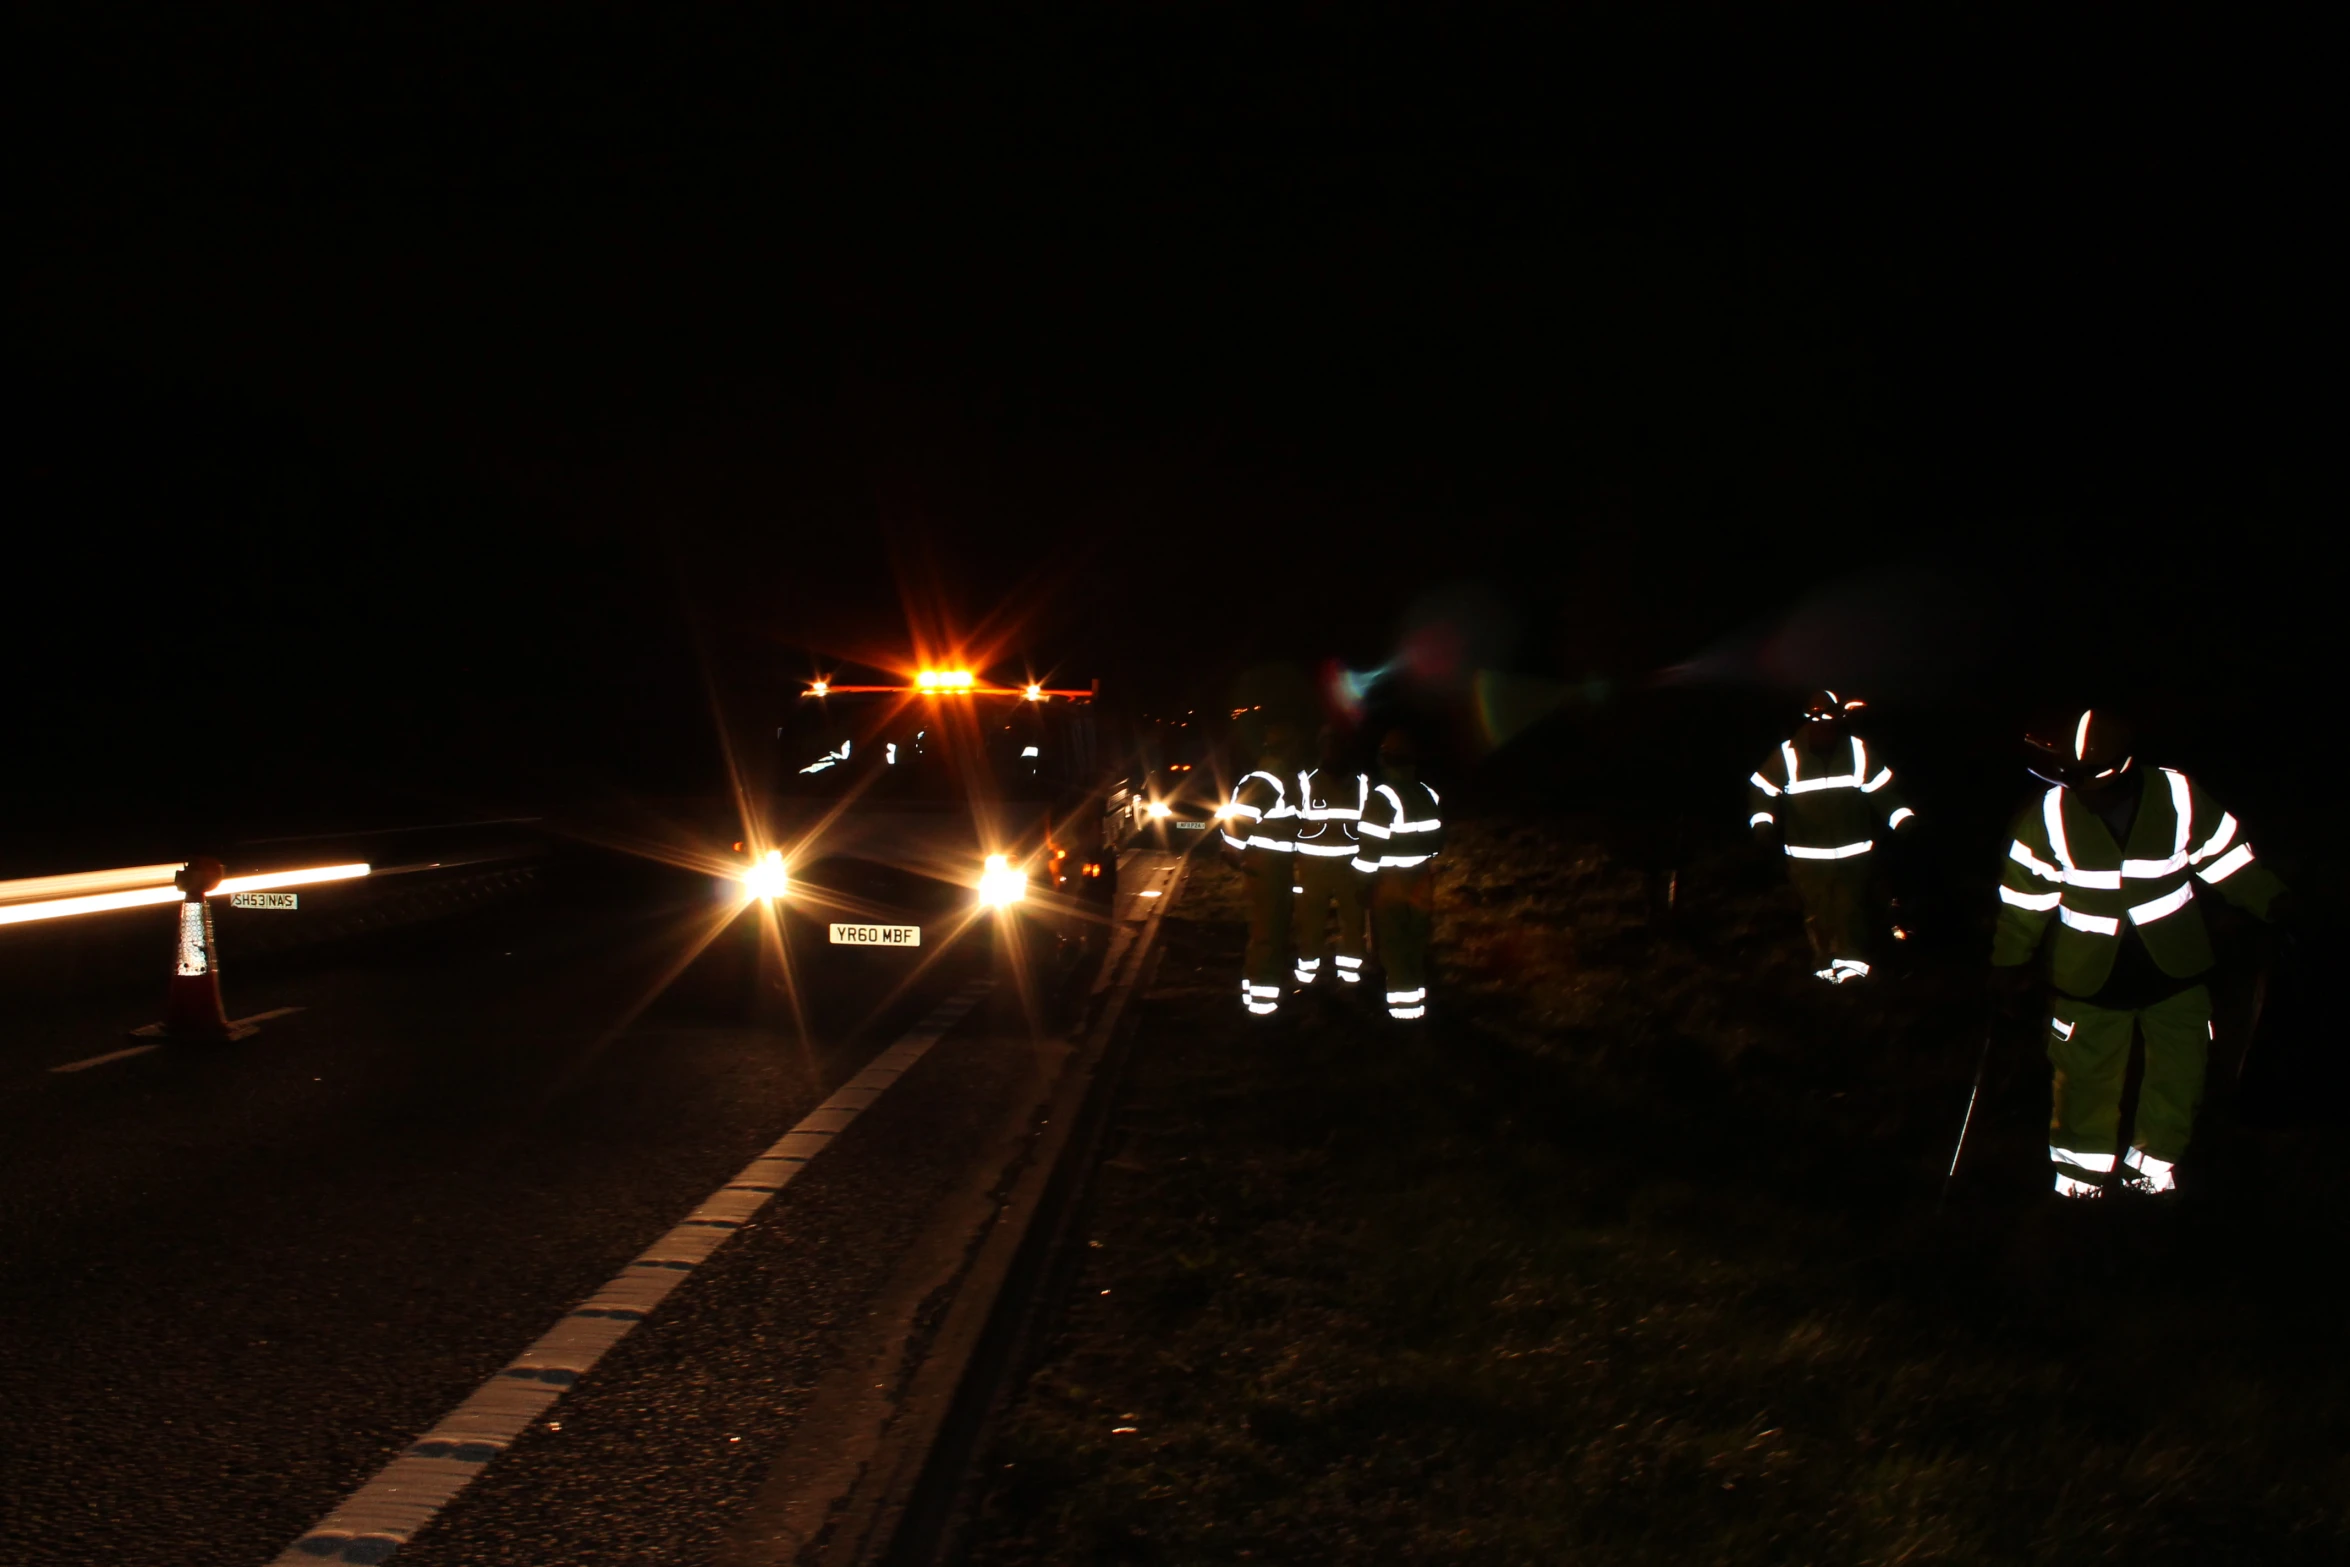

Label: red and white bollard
[164,856,242,1041]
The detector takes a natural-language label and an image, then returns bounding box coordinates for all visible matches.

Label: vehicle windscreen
[776,697,1097,807]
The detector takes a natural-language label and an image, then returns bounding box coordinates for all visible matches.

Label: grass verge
[960,820,2348,1566]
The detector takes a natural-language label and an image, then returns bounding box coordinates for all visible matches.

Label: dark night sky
[12,5,2330,869]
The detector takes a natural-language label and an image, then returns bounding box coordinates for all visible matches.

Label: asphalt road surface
[1,850,1178,1565]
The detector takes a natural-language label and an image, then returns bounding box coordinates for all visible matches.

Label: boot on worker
[1747,690,1916,983]
[1292,727,1369,994]
[1992,709,2288,1198]
[1354,728,1444,1021]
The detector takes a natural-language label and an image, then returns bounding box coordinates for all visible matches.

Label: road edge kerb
[895,930,1179,1567]
[775,853,1191,1567]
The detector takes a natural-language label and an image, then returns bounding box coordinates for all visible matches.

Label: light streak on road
[0,884,184,927]
[0,861,372,927]
[214,863,372,895]
[0,863,185,901]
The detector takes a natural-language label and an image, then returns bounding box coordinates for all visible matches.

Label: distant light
[1024,682,1044,701]
[885,743,897,764]
[916,669,975,690]
[1137,889,1162,897]
[1147,800,1172,819]
[810,680,829,697]
[978,853,1027,908]
[742,849,789,901]
[1021,746,1040,758]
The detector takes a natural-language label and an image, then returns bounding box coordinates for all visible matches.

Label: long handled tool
[2234,960,2271,1089]
[1938,1029,1996,1212]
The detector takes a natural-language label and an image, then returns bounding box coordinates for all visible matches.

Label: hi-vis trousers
[1240,853,1295,1016]
[1369,864,1433,1019]
[1293,853,1366,988]
[2048,984,2212,1194]
[1786,856,1874,982]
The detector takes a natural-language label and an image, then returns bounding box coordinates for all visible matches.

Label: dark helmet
[1256,717,1300,766]
[1378,727,1418,766]
[2027,707,2135,789]
[1802,689,1867,723]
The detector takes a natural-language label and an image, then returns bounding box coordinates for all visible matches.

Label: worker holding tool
[1991,709,2289,1197]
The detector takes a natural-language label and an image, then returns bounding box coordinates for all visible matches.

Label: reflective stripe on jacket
[1293,767,1367,859]
[1747,733,1913,858]
[1353,779,1444,873]
[1223,769,1297,854]
[1992,767,2283,996]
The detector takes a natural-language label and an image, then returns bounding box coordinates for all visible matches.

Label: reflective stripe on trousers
[2122,1146,2177,1192]
[1785,840,1873,860]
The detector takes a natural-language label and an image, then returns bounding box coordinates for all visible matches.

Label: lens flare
[742,849,790,900]
[977,853,1027,908]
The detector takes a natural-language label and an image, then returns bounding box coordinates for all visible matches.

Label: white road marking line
[270,982,990,1566]
[57,1007,302,1070]
[50,1044,160,1074]
[127,1005,308,1041]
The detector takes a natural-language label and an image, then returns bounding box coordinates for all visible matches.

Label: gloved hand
[2258,890,2303,969]
[1989,963,2040,1026]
